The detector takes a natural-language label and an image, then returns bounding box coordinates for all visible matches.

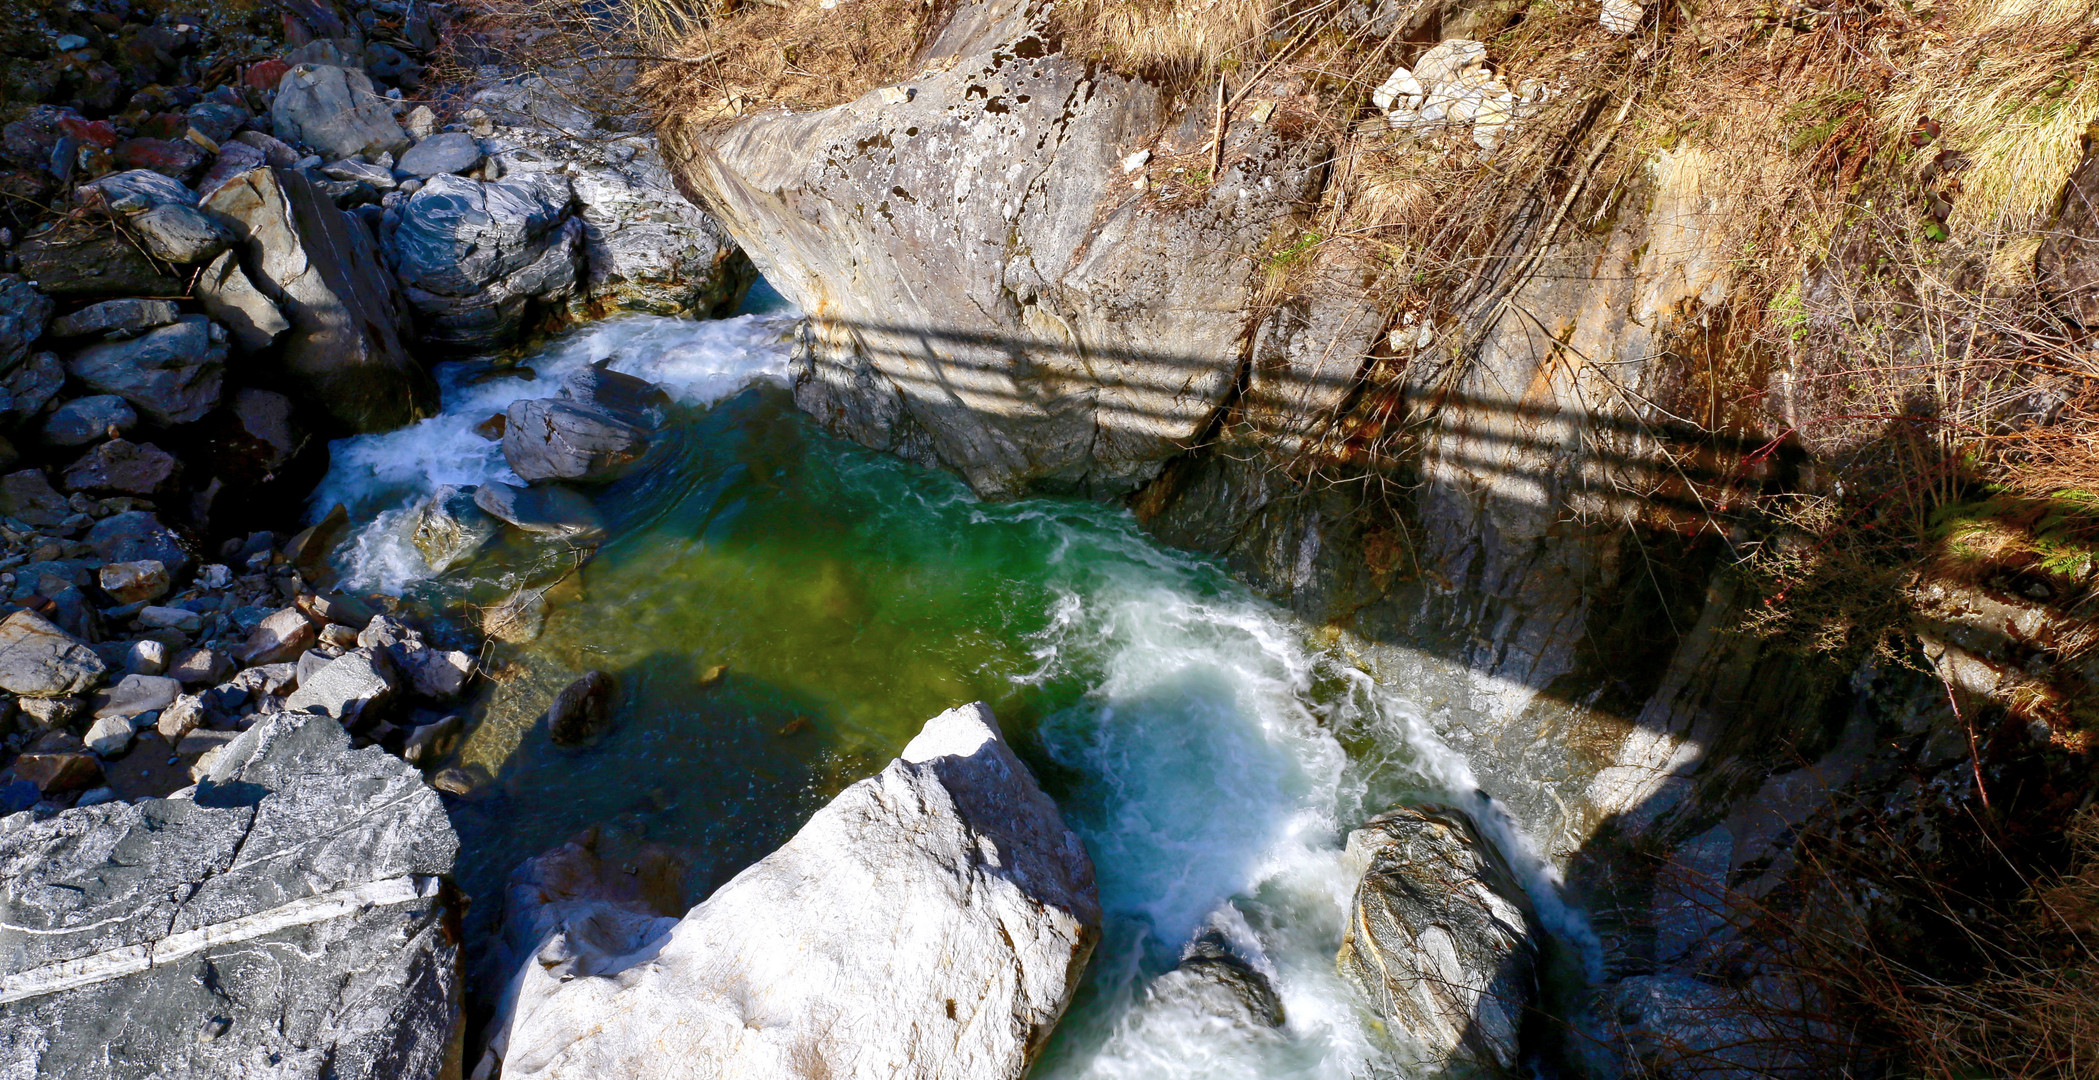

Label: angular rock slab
[206,167,436,433]
[0,711,462,1079]
[490,702,1100,1080]
[0,608,106,698]
[64,314,226,426]
[1337,804,1541,1074]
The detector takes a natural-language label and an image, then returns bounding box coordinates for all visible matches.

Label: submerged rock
[1337,804,1541,1074]
[485,702,1100,1080]
[1149,926,1286,1030]
[545,669,616,745]
[412,485,500,572]
[473,481,606,543]
[0,711,462,1079]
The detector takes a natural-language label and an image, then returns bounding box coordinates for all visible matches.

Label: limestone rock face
[0,711,461,1079]
[205,167,436,433]
[488,702,1100,1080]
[1337,804,1541,1074]
[663,1,1329,497]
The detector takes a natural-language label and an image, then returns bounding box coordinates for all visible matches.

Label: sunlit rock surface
[487,702,1100,1080]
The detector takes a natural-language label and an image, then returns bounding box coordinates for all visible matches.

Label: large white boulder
[485,702,1101,1080]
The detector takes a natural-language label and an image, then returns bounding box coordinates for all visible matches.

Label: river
[312,297,1583,1078]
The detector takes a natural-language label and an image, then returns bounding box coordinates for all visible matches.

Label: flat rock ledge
[481,702,1100,1080]
[0,711,462,1080]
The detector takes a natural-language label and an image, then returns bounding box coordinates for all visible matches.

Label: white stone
[1412,39,1487,90]
[486,703,1100,1080]
[1372,66,1423,114]
[1120,149,1151,174]
[85,713,134,756]
[1601,0,1644,35]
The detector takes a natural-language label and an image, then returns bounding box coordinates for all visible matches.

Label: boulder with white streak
[0,711,461,1079]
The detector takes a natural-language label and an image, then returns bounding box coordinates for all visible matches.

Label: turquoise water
[317,309,1538,1078]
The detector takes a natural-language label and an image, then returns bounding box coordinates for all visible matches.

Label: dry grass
[1051,0,1281,80]
[642,0,954,125]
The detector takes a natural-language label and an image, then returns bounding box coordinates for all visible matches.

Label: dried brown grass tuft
[1051,0,1281,80]
[643,0,952,127]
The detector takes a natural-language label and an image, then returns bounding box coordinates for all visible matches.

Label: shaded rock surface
[63,315,226,425]
[484,702,1100,1080]
[0,711,461,1079]
[206,166,435,433]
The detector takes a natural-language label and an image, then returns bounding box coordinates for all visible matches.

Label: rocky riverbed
[6,0,2077,1078]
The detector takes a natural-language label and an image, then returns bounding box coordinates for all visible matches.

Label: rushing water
[314,301,1587,1078]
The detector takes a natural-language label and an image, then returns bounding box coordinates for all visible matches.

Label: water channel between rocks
[313,293,1590,1079]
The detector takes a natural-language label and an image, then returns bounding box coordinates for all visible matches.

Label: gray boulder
[129,202,232,264]
[64,315,226,425]
[1146,928,1285,1030]
[87,511,190,574]
[43,395,138,446]
[0,468,71,526]
[89,672,182,719]
[47,299,179,341]
[15,231,185,298]
[473,481,606,543]
[568,143,752,319]
[0,711,462,1079]
[664,3,1330,497]
[99,559,170,604]
[399,647,475,700]
[206,167,436,432]
[271,63,412,160]
[410,485,498,572]
[43,394,139,446]
[236,606,319,666]
[385,172,581,349]
[502,396,651,484]
[396,131,481,177]
[484,702,1099,1080]
[322,158,396,189]
[0,275,51,371]
[194,251,291,352]
[0,608,105,697]
[61,438,178,496]
[284,647,397,727]
[75,169,196,212]
[1337,804,1541,1075]
[2,353,63,425]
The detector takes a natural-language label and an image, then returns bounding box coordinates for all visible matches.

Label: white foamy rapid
[313,313,801,593]
[956,500,1596,1079]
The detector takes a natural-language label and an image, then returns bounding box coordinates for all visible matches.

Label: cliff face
[660,0,1791,856]
[659,0,2098,1070]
